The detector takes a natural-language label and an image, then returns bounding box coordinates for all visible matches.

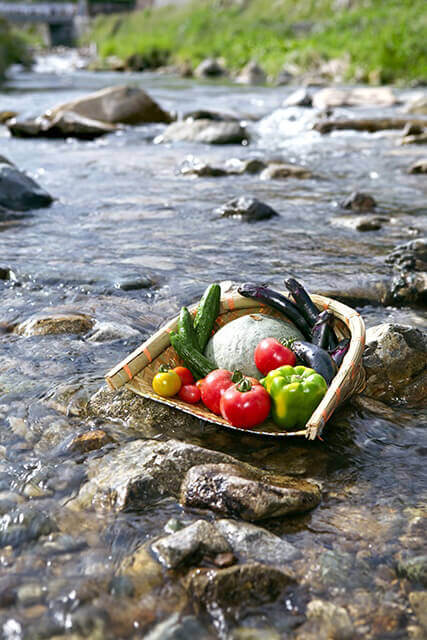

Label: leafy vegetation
[0,17,32,78]
[84,0,427,83]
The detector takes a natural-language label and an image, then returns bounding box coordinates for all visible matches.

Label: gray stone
[69,439,244,512]
[151,520,231,569]
[0,163,53,211]
[144,613,211,640]
[187,562,293,609]
[409,159,427,174]
[183,109,240,122]
[8,112,118,140]
[180,463,321,521]
[340,191,377,212]
[113,274,154,290]
[194,58,227,78]
[260,162,312,180]
[0,505,55,548]
[409,592,427,631]
[397,555,427,586]
[180,160,229,177]
[313,87,396,109]
[283,89,313,107]
[332,214,388,231]
[390,270,427,306]
[15,311,94,336]
[302,599,354,640]
[236,61,267,86]
[46,85,172,125]
[215,196,279,222]
[216,518,301,564]
[385,239,427,272]
[363,324,427,406]
[157,119,248,145]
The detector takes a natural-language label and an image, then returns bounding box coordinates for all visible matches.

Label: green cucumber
[194,283,221,351]
[178,306,199,351]
[170,331,215,380]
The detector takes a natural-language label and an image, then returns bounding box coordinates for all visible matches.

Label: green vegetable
[178,306,199,351]
[194,283,221,351]
[261,365,327,430]
[170,331,216,380]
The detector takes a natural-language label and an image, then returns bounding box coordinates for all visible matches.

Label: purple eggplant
[292,340,337,385]
[284,277,319,327]
[312,310,336,350]
[238,283,312,339]
[329,338,350,368]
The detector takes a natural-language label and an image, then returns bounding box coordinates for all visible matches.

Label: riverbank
[0,18,32,78]
[83,0,427,85]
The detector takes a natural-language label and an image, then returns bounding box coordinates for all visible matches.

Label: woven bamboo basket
[106,290,365,439]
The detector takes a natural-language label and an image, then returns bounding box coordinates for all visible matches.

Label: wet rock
[194,58,227,78]
[215,196,279,222]
[46,85,172,125]
[313,86,397,109]
[67,430,115,455]
[216,518,301,564]
[0,154,13,165]
[232,158,267,174]
[340,191,377,212]
[397,555,427,586]
[0,110,17,123]
[297,599,354,640]
[183,109,240,122]
[151,520,231,569]
[144,613,211,640]
[180,159,229,177]
[69,439,242,512]
[332,214,388,231]
[180,463,321,521]
[315,117,426,135]
[0,265,17,280]
[363,323,427,405]
[402,122,425,137]
[109,575,134,598]
[86,321,141,343]
[157,119,248,144]
[8,112,118,140]
[0,505,56,548]
[401,132,427,145]
[15,311,94,336]
[120,548,164,597]
[386,239,427,272]
[113,274,154,290]
[236,61,267,85]
[404,94,427,115]
[0,162,53,211]
[260,162,312,180]
[409,159,427,174]
[17,583,44,606]
[232,629,280,640]
[186,562,293,609]
[409,592,427,631]
[283,89,313,107]
[390,271,427,306]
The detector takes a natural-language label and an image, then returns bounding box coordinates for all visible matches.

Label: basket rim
[105,289,366,439]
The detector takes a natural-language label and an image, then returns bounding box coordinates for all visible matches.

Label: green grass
[83,0,427,84]
[0,18,32,78]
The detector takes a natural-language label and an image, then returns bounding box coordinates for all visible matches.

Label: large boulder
[0,162,53,211]
[313,87,397,109]
[46,85,172,125]
[156,119,248,145]
[8,112,117,140]
[180,463,321,521]
[363,324,427,406]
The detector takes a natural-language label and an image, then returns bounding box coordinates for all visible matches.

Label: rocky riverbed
[0,54,426,639]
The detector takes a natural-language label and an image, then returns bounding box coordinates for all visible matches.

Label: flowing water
[0,54,426,639]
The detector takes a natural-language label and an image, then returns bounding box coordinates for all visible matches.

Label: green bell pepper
[261,365,327,430]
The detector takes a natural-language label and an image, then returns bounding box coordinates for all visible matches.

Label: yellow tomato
[152,370,182,397]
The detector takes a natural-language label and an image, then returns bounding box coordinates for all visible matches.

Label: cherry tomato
[198,369,235,415]
[254,337,296,375]
[178,384,201,404]
[173,366,194,386]
[220,378,271,429]
[152,370,182,397]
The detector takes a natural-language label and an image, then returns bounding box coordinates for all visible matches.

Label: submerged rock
[363,323,427,406]
[260,163,312,179]
[157,119,248,144]
[409,592,427,631]
[0,505,56,549]
[194,58,227,78]
[340,192,377,212]
[15,311,94,336]
[46,85,172,125]
[67,430,115,455]
[180,463,321,521]
[151,520,231,569]
[0,162,53,211]
[298,599,354,640]
[236,61,267,85]
[144,614,211,640]
[396,555,427,587]
[186,562,293,609]
[215,196,279,222]
[409,159,427,174]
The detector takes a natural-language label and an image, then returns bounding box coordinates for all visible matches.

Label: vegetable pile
[152,279,351,432]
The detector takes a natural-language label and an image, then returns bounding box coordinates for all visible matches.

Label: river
[0,53,426,639]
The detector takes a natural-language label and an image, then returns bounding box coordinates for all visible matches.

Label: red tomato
[220,380,271,429]
[198,369,234,415]
[173,366,194,386]
[254,338,296,375]
[178,384,201,404]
